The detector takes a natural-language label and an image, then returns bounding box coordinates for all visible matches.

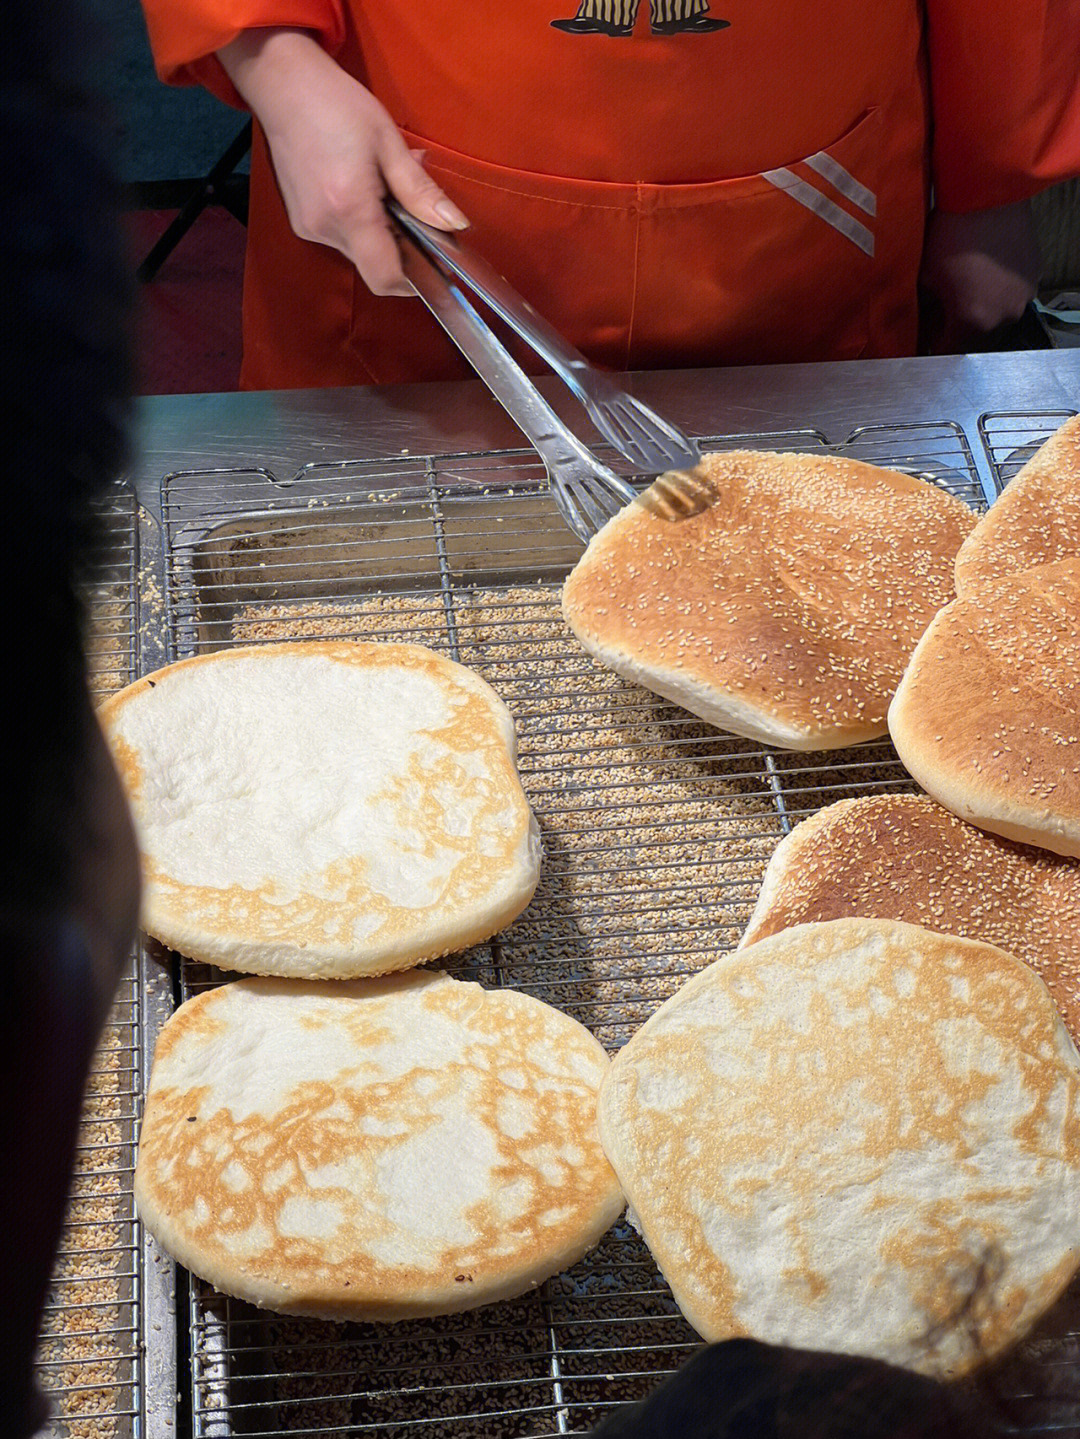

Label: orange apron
[158,1,939,386]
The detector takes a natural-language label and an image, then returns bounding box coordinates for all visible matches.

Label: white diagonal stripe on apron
[803,152,877,216]
[761,167,875,257]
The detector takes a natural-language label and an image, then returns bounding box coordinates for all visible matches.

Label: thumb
[379,132,469,232]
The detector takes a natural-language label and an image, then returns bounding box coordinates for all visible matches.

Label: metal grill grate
[39,480,142,1438]
[155,420,1055,1437]
[83,479,140,703]
[978,409,1079,492]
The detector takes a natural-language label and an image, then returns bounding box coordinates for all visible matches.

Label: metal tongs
[388,200,704,542]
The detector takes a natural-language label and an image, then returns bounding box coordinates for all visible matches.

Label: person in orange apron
[140,1,1079,389]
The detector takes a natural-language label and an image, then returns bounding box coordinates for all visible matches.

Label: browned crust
[888,559,1080,858]
[97,640,507,719]
[741,794,1080,1039]
[136,974,624,1320]
[563,451,974,748]
[955,415,1080,596]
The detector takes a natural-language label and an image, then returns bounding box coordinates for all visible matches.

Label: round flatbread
[955,414,1080,597]
[888,559,1080,859]
[598,918,1080,1378]
[740,794,1080,1041]
[100,642,541,977]
[135,970,625,1320]
[562,450,974,749]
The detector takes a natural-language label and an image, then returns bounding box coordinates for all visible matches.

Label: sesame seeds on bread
[135,971,625,1320]
[561,451,974,750]
[99,642,541,978]
[888,559,1080,858]
[598,918,1080,1378]
[740,794,1080,1041]
[954,414,1080,597]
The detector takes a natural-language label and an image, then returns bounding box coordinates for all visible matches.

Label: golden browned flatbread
[740,794,1080,1040]
[955,414,1080,596]
[888,559,1080,858]
[599,918,1080,1378]
[563,451,974,749]
[136,971,625,1319]
[100,642,540,977]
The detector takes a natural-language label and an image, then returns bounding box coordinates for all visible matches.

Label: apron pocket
[350,108,902,378]
[633,107,887,364]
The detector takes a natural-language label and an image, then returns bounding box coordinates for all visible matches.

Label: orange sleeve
[925,0,1080,211]
[139,0,347,107]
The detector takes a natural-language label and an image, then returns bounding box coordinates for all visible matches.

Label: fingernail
[410,148,427,163]
[435,199,469,230]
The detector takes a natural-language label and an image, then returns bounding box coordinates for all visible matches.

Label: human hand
[918,200,1041,354]
[218,29,469,296]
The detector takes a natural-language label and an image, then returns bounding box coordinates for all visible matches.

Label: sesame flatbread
[100,642,541,977]
[562,451,974,749]
[135,971,625,1320]
[740,794,1080,1040]
[598,918,1080,1378]
[888,559,1080,859]
[955,414,1080,596]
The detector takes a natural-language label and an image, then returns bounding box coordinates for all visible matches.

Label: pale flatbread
[888,559,1080,858]
[99,642,541,977]
[598,918,1080,1378]
[562,450,974,749]
[955,413,1080,596]
[740,794,1080,1041]
[135,970,625,1320]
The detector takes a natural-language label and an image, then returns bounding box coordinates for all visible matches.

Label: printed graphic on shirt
[551,0,729,36]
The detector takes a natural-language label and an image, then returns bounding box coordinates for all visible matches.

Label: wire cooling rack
[83,479,140,704]
[39,480,143,1439]
[978,410,1078,490]
[150,420,1044,1438]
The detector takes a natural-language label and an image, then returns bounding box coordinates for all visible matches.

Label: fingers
[332,158,414,297]
[379,129,469,232]
[340,134,470,296]
[349,139,469,297]
[251,48,470,298]
[345,227,416,298]
[286,172,413,297]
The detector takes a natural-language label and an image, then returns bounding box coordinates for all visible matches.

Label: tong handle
[387,199,597,410]
[394,225,608,480]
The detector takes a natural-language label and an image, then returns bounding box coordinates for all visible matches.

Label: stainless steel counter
[132,349,1080,511]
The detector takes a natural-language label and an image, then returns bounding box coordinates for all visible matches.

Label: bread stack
[889,415,1080,856]
[594,816,1080,1377]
